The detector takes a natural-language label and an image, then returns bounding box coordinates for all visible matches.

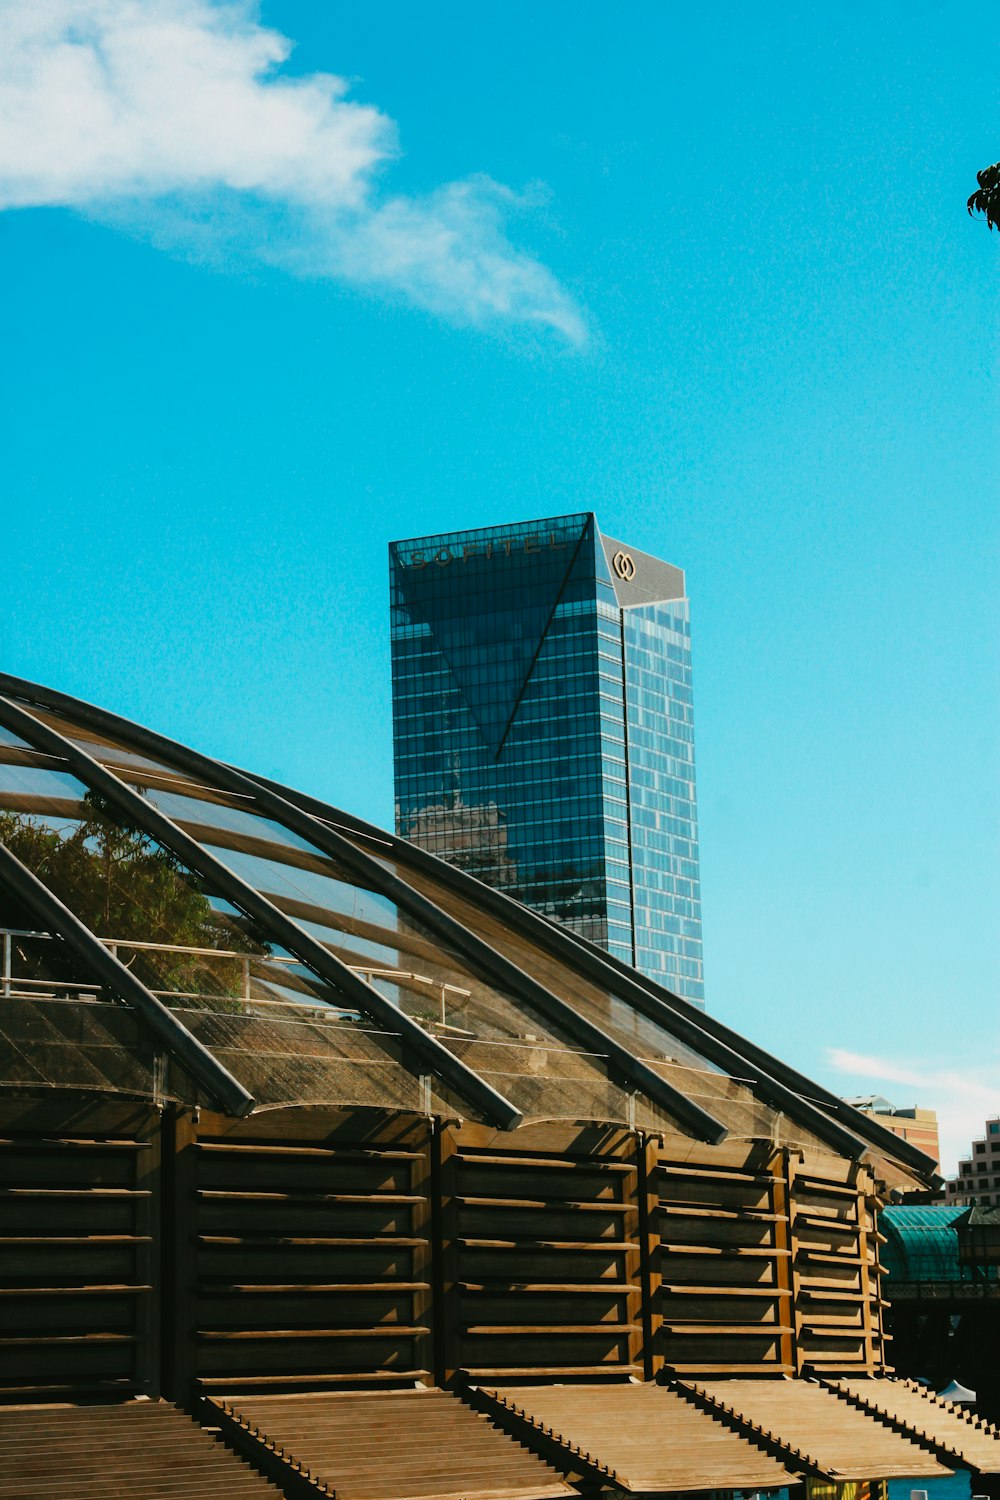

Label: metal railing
[0,929,473,1026]
[354,967,472,1028]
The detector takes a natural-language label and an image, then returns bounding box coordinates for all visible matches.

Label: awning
[938,1380,977,1405]
[472,1382,797,1492]
[678,1377,954,1481]
[207,1389,574,1500]
[831,1376,1000,1475]
[0,1401,280,1499]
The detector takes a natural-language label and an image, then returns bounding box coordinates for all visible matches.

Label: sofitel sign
[400,531,569,569]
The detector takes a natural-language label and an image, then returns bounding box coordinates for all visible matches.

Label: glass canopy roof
[0,674,935,1180]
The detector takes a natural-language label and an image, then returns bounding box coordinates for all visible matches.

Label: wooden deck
[471,1381,796,1492]
[0,1400,283,1499]
[679,1376,954,1480]
[207,1388,575,1500]
[831,1376,1000,1475]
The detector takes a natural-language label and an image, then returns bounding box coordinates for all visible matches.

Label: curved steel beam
[0,677,727,1142]
[0,672,933,1171]
[557,931,940,1175]
[248,787,885,1164]
[265,794,894,1166]
[0,693,522,1132]
[219,793,727,1143]
[0,841,254,1117]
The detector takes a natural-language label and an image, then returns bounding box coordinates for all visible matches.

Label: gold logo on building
[613,550,635,581]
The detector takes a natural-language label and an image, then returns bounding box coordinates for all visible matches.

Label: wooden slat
[197,1235,428,1248]
[679,1378,953,1480]
[196,1191,426,1205]
[207,1389,574,1500]
[830,1376,1000,1472]
[169,1108,435,1399]
[457,1195,632,1212]
[202,1282,431,1295]
[658,1166,779,1184]
[0,1401,283,1499]
[197,1370,430,1389]
[661,1283,781,1297]
[441,1129,644,1381]
[0,1107,160,1400]
[456,1237,638,1251]
[458,1153,634,1173]
[464,1323,642,1336]
[471,1382,795,1492]
[460,1364,643,1378]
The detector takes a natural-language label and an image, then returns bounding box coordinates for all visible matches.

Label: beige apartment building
[946,1116,1000,1207]
[845,1096,941,1174]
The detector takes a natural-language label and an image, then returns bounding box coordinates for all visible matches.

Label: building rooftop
[0,671,935,1183]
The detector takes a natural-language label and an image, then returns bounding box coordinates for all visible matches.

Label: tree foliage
[0,796,261,997]
[968,162,1000,230]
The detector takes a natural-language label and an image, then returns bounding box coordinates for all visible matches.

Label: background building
[880,1203,1000,1404]
[390,514,705,1004]
[844,1095,941,1173]
[946,1116,1000,1207]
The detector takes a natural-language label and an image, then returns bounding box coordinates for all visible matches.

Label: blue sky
[1,1,997,1171]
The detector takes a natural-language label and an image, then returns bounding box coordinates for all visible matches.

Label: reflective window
[391,515,625,957]
[390,517,705,1003]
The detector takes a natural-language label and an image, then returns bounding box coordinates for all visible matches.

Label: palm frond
[968,161,1000,230]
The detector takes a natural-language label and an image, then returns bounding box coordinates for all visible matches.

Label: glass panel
[0,757,451,1115]
[337,840,848,1148]
[361,845,726,1074]
[360,968,587,1049]
[0,994,156,1096]
[142,786,318,853]
[181,835,639,1090]
[201,843,394,925]
[0,989,444,1114]
[4,701,615,1070]
[0,726,32,749]
[12,707,320,875]
[171,1005,430,1112]
[0,762,310,1007]
[0,764,86,801]
[8,701,419,939]
[19,702,207,782]
[0,697,735,1135]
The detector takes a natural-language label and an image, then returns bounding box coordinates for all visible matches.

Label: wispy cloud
[827,1047,1000,1177]
[0,0,586,342]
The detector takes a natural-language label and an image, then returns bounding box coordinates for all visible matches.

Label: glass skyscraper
[389,513,705,1005]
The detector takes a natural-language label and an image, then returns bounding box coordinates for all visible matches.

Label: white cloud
[0,0,586,342]
[827,1047,1000,1178]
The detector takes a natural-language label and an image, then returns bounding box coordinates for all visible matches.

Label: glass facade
[390,513,705,1005]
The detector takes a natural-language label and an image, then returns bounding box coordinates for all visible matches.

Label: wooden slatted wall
[167,1107,434,1400]
[0,1099,159,1402]
[0,1103,896,1402]
[438,1123,644,1383]
[649,1139,888,1379]
[648,1138,795,1378]
[790,1153,885,1375]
